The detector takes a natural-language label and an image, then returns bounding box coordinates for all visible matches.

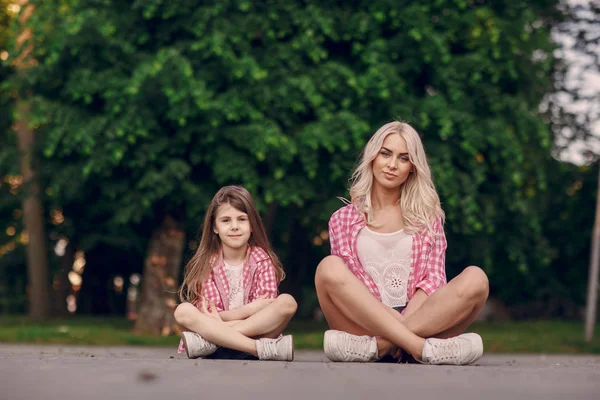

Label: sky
[551,0,600,165]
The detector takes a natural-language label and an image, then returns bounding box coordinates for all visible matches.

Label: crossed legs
[315,256,489,359]
[174,294,297,356]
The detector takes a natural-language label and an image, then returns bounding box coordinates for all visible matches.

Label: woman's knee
[458,266,489,301]
[315,255,349,287]
[275,293,298,317]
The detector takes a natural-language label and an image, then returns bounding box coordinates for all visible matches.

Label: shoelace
[344,335,373,361]
[430,339,460,363]
[198,337,211,351]
[191,333,213,351]
[259,339,278,359]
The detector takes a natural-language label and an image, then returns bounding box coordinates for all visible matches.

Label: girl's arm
[200,272,256,320]
[218,260,278,321]
[218,302,262,321]
[201,277,225,313]
[218,293,273,321]
[253,259,278,299]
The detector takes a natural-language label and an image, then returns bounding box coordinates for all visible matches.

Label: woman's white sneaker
[420,333,483,365]
[181,331,218,359]
[256,335,294,361]
[323,330,379,362]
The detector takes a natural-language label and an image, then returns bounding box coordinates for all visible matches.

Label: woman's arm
[414,217,447,295]
[401,289,428,318]
[328,215,343,257]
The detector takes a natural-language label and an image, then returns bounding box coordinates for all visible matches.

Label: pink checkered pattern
[328,204,447,301]
[177,246,279,353]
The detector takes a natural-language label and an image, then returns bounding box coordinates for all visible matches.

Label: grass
[0,316,599,353]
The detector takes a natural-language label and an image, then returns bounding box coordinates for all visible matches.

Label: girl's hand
[249,293,275,313]
[201,298,222,322]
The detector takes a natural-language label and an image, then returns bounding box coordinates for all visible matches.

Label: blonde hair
[349,121,444,234]
[178,185,284,304]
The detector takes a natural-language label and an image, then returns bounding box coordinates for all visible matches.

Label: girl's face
[372,133,413,191]
[214,203,251,252]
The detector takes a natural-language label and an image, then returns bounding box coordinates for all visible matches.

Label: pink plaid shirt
[177,246,279,353]
[328,204,447,302]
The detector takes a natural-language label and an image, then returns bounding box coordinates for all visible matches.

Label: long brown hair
[178,185,285,304]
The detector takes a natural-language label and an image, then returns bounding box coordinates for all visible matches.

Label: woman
[315,121,489,365]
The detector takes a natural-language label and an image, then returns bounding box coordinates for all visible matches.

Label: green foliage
[0,0,24,314]
[0,0,15,170]
[4,0,584,311]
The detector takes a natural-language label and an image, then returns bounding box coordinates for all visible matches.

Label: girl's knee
[276,293,298,317]
[315,256,348,286]
[174,302,197,326]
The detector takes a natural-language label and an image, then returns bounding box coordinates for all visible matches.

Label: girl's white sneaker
[181,331,218,359]
[323,330,379,362]
[256,335,294,361]
[420,333,483,365]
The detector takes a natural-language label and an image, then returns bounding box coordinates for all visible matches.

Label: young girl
[315,121,489,365]
[175,185,297,361]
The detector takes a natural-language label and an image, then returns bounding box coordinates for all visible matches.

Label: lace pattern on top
[356,227,413,308]
[224,261,245,309]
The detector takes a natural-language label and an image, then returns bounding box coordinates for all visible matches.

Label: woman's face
[372,133,413,191]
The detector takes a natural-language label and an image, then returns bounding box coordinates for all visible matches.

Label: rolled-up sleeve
[199,277,225,312]
[415,217,447,295]
[328,216,343,257]
[254,260,278,300]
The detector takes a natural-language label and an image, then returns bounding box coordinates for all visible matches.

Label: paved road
[0,344,598,400]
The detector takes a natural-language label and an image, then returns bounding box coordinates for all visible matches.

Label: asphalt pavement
[0,344,598,400]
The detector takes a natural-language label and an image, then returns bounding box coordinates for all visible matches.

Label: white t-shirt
[356,227,413,308]
[224,261,245,309]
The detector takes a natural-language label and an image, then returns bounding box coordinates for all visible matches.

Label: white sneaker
[181,331,218,359]
[256,335,294,361]
[420,333,483,365]
[323,330,379,362]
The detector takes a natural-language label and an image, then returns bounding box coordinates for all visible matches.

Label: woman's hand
[390,347,403,360]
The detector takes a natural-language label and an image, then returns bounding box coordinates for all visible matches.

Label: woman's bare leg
[174,303,258,356]
[315,256,425,357]
[402,266,489,338]
[229,294,297,338]
[315,271,398,357]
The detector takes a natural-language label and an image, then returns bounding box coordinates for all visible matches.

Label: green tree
[0,0,23,314]
[6,0,571,324]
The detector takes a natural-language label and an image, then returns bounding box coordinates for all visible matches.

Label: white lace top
[356,227,413,308]
[224,261,245,309]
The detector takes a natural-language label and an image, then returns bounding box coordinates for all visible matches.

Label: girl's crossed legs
[174,294,297,357]
[314,256,489,362]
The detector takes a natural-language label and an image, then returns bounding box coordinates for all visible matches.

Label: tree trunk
[133,215,185,335]
[13,2,49,319]
[584,164,600,341]
[16,100,50,320]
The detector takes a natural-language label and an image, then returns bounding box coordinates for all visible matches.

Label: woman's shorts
[377,303,418,364]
